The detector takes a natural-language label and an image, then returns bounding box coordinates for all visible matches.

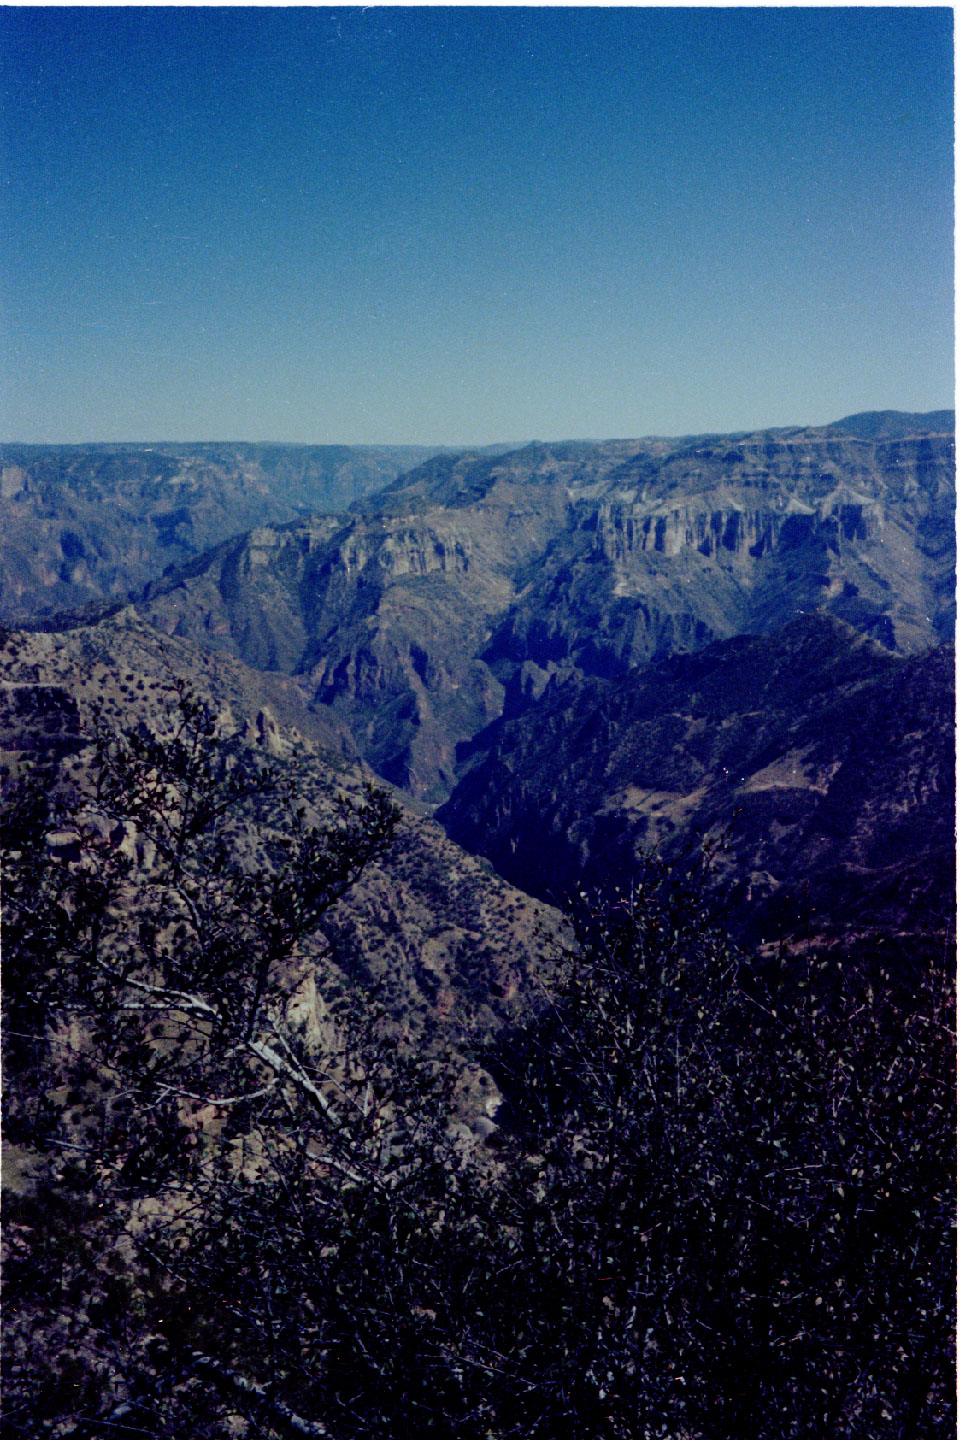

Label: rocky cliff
[0,441,452,625]
[121,414,953,801]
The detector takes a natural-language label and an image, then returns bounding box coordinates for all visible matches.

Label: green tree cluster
[2,692,954,1438]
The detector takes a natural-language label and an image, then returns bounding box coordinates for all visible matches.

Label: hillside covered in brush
[439,612,955,951]
[3,613,953,1437]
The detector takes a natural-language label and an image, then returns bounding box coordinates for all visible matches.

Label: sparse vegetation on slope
[0,616,555,1042]
[440,613,956,952]
[3,724,954,1437]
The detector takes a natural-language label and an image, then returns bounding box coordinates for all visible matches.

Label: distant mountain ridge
[1,412,951,631]
[0,441,455,625]
[110,415,955,801]
[824,409,955,441]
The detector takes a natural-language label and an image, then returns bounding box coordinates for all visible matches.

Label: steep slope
[0,441,451,625]
[125,415,953,800]
[438,613,955,949]
[0,612,558,1051]
[134,472,571,795]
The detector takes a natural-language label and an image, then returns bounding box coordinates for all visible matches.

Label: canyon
[3,409,953,953]
[121,415,953,802]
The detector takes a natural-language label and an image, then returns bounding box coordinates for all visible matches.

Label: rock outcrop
[0,614,559,1046]
[120,415,953,801]
[0,442,454,626]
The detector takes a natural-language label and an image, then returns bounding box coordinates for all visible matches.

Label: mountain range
[114,412,956,804]
[440,612,954,950]
[2,407,954,966]
[0,441,461,626]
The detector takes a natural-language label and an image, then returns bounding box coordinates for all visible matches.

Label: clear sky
[0,6,953,445]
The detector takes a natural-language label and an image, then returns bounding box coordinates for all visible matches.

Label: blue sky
[0,7,953,444]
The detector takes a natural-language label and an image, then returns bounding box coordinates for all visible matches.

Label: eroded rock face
[591,494,884,562]
[0,443,453,627]
[123,417,954,802]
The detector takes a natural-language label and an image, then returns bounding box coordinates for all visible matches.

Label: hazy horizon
[1,8,953,445]
[0,404,955,453]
